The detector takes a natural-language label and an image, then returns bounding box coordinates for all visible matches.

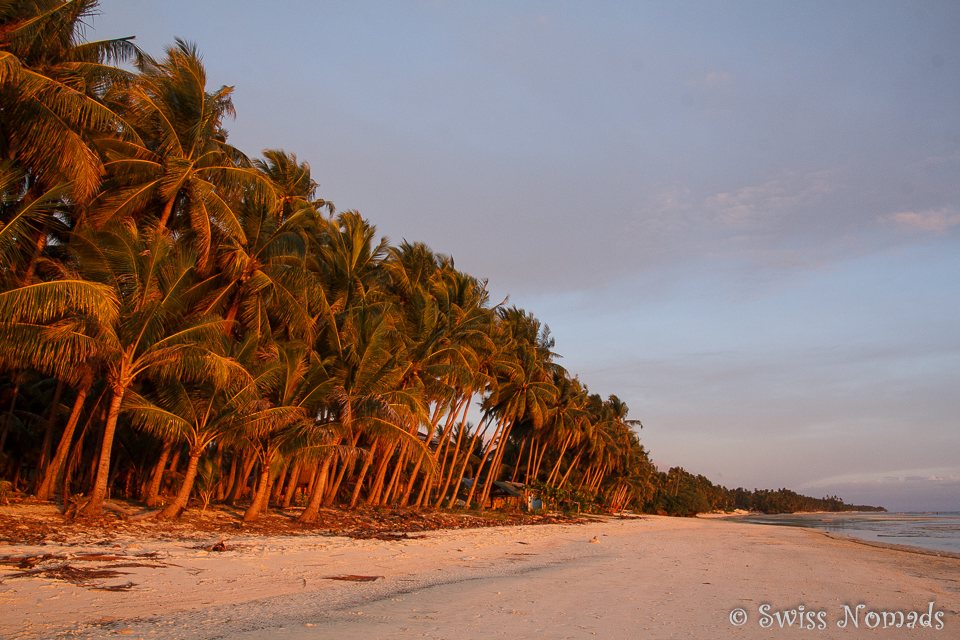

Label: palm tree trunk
[297,456,332,524]
[400,450,425,507]
[557,449,583,489]
[210,441,224,495]
[243,463,273,522]
[34,379,65,492]
[36,381,90,501]
[220,450,237,501]
[525,436,539,481]
[272,461,290,502]
[324,456,350,506]
[305,460,320,497]
[453,418,491,508]
[398,403,446,507]
[281,460,302,508]
[381,445,407,506]
[521,437,535,484]
[466,416,504,508]
[531,439,543,481]
[412,463,433,507]
[348,445,375,509]
[584,464,596,491]
[533,438,550,480]
[586,463,599,491]
[545,435,572,486]
[365,441,396,506]
[479,419,515,506]
[61,412,93,513]
[428,396,467,497]
[159,450,201,519]
[433,395,473,506]
[591,463,608,491]
[144,440,173,507]
[227,449,256,504]
[81,388,126,515]
[511,438,527,483]
[431,430,452,496]
[576,462,592,491]
[324,433,358,506]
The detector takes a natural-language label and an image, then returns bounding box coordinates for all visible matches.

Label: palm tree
[0,0,139,202]
[91,39,276,271]
[66,224,238,515]
[0,0,675,521]
[0,160,72,284]
[297,300,427,520]
[538,373,589,485]
[253,149,332,222]
[197,174,323,344]
[122,340,264,518]
[381,244,480,506]
[310,210,388,313]
[237,340,335,522]
[471,308,560,507]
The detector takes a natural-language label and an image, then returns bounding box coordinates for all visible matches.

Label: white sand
[2,515,958,639]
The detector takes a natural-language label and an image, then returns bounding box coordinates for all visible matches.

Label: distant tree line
[641,467,886,516]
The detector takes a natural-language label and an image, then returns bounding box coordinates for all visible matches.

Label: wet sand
[2,515,958,639]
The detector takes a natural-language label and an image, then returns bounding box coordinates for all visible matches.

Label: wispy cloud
[706,171,836,228]
[886,207,960,234]
[634,171,838,236]
[802,468,960,488]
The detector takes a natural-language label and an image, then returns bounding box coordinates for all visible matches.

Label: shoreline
[709,510,960,557]
[2,511,958,638]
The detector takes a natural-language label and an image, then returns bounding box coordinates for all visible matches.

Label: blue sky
[93,1,959,511]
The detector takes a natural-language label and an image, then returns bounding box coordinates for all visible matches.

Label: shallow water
[735,512,960,554]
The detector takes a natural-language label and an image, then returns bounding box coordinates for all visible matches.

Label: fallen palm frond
[1,563,129,586]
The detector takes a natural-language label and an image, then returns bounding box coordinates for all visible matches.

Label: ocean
[734,512,960,555]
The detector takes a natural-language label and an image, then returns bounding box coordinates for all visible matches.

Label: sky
[92,1,959,512]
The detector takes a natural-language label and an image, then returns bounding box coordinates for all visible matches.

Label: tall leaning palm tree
[68,224,237,515]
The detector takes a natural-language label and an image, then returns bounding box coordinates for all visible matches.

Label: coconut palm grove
[0,1,881,521]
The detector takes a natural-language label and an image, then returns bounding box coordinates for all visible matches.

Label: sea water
[735,512,960,555]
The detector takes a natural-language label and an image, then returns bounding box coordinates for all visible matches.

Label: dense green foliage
[642,468,884,516]
[0,1,883,519]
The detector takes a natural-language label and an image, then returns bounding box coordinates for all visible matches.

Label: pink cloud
[888,208,960,233]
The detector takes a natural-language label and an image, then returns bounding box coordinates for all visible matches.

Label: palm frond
[0,279,118,325]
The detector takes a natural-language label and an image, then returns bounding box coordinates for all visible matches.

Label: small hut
[460,479,533,510]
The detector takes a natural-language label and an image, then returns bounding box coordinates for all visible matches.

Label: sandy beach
[1,512,957,639]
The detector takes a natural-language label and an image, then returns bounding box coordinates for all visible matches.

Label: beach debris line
[0,549,173,591]
[2,563,131,587]
[0,505,587,549]
[90,581,137,591]
[324,574,384,582]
